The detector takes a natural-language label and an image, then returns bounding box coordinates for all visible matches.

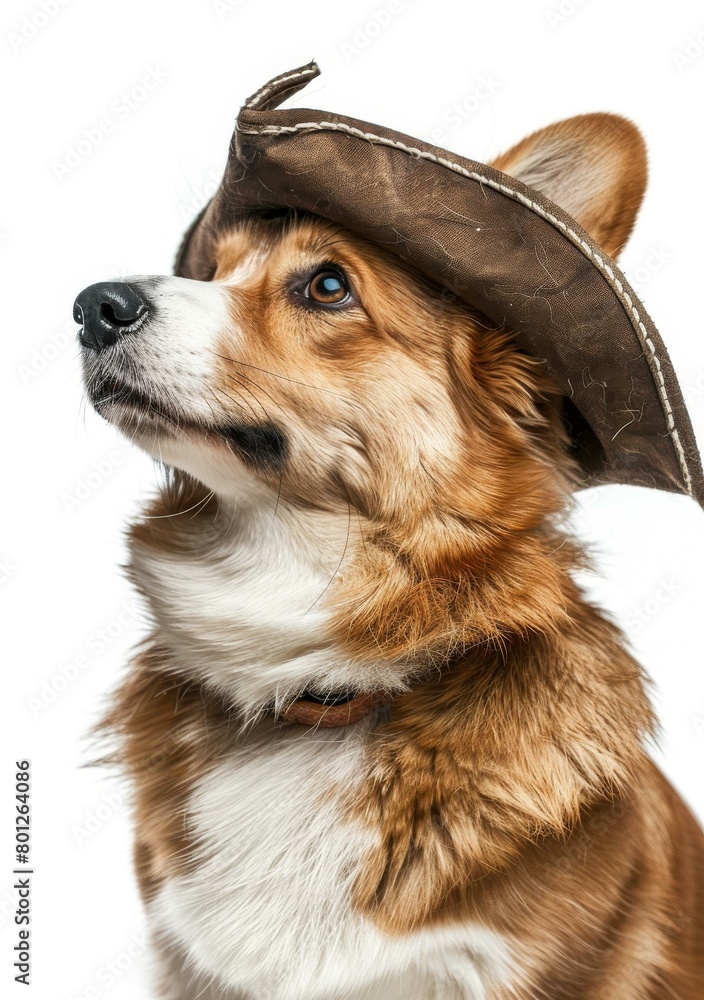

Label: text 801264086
[13,760,32,985]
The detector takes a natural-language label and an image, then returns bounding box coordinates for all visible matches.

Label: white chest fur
[148,722,514,1000]
[131,496,409,717]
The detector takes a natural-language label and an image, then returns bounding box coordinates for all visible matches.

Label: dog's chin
[86,375,288,498]
[86,374,193,444]
[89,379,174,431]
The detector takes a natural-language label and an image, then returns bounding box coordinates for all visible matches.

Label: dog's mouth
[89,374,166,417]
[87,373,288,469]
[87,373,189,436]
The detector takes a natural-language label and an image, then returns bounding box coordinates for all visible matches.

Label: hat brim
[176,61,704,508]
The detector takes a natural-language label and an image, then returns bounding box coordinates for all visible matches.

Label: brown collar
[279,690,392,728]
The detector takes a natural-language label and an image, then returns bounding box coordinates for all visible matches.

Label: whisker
[206,382,283,496]
[210,351,362,408]
[304,501,351,615]
[142,491,214,519]
[221,369,284,418]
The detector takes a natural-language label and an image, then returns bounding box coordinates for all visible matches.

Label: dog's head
[77,209,565,512]
[76,113,646,661]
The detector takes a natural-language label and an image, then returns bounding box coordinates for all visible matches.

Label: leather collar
[279,690,392,728]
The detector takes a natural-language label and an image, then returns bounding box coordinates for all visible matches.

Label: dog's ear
[491,114,647,259]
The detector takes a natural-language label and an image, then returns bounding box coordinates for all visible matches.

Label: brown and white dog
[76,112,704,999]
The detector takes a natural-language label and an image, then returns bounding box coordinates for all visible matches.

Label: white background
[2,1,704,997]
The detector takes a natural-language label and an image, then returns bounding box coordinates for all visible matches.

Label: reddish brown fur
[100,645,229,901]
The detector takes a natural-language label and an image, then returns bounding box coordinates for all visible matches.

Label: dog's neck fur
[129,470,653,776]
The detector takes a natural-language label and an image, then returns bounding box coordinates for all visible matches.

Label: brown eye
[306,268,350,306]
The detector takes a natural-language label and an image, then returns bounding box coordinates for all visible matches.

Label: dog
[75,105,704,999]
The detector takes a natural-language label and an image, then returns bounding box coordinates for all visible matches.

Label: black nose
[74,281,148,351]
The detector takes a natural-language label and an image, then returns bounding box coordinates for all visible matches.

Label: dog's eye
[305,268,350,306]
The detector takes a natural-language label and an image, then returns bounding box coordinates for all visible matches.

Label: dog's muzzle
[74,281,149,352]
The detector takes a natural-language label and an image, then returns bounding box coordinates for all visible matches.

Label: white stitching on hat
[245,67,318,110]
[237,117,693,494]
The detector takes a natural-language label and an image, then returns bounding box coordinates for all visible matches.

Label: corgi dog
[76,109,704,999]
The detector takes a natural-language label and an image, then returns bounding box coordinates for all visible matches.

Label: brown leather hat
[176,61,704,508]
